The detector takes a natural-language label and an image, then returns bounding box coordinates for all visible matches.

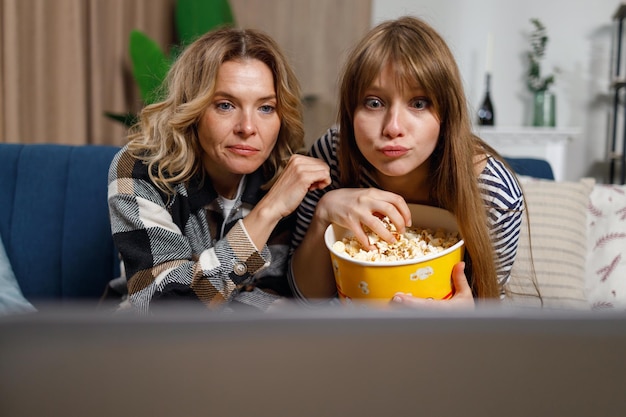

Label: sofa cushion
[586,184,626,310]
[504,157,555,180]
[505,177,595,309]
[0,144,121,305]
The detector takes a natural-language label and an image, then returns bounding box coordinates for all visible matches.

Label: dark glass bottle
[477,73,495,126]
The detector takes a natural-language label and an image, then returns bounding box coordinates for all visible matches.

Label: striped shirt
[290,127,524,297]
[108,145,294,314]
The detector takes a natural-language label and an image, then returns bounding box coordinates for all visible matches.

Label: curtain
[0,0,369,146]
[231,0,371,146]
[0,0,175,145]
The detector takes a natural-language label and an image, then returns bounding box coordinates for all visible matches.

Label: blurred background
[0,0,621,182]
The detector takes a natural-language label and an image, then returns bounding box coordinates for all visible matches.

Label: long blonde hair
[338,16,501,298]
[127,26,304,194]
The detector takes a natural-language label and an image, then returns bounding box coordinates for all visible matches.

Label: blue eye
[216,102,234,111]
[364,97,383,109]
[259,105,276,114]
[412,98,430,110]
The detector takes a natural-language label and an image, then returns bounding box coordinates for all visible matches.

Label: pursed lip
[379,145,409,157]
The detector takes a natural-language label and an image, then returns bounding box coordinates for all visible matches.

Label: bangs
[356,38,436,100]
[389,53,428,93]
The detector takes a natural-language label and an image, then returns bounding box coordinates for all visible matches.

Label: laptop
[1,303,625,417]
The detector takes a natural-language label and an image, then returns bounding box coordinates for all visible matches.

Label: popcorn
[332,216,459,262]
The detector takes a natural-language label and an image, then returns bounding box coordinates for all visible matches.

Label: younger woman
[289,16,524,308]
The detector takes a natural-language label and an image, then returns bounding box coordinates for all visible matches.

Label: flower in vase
[526,18,558,93]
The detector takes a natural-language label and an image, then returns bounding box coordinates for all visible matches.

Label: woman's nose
[235,111,255,136]
[382,107,404,138]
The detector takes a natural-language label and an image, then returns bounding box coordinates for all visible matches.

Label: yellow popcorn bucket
[324,204,465,303]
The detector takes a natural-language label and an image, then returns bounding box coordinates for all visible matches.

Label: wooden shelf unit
[607,3,626,184]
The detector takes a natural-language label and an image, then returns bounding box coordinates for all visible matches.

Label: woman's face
[197,58,280,196]
[353,63,440,185]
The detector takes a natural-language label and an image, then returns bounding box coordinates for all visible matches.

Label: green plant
[526,18,556,93]
[105,0,235,126]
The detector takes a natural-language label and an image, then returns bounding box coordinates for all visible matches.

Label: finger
[273,156,330,195]
[390,292,435,308]
[450,262,471,296]
[352,228,373,250]
[360,214,397,245]
[382,193,412,229]
[373,194,410,234]
[379,205,410,234]
[309,176,332,191]
[340,215,377,250]
[399,201,412,228]
[390,263,473,310]
[288,156,331,183]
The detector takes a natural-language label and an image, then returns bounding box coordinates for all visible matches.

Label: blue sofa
[0,143,121,307]
[0,142,553,309]
[503,157,554,180]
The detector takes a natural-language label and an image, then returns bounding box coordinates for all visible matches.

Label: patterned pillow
[586,184,626,310]
[504,178,595,309]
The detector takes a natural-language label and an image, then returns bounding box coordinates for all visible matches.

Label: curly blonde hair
[127,26,304,194]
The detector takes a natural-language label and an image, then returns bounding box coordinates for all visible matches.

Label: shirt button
[233,262,248,276]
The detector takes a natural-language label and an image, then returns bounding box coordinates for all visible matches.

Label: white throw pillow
[0,236,37,315]
[586,184,626,310]
[505,178,595,309]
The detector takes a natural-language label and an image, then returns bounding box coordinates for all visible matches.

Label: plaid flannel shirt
[108,146,294,314]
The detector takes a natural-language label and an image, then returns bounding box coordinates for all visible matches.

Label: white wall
[372,0,619,181]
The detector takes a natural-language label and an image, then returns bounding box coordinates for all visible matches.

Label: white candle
[486,32,494,74]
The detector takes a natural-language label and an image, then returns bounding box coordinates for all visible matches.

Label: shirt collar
[187,167,268,211]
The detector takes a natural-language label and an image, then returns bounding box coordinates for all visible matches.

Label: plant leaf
[129,30,170,104]
[104,111,139,128]
[175,0,235,45]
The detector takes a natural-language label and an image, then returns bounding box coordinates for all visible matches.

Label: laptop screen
[1,303,625,417]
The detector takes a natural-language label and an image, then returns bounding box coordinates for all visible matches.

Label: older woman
[108,27,330,313]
